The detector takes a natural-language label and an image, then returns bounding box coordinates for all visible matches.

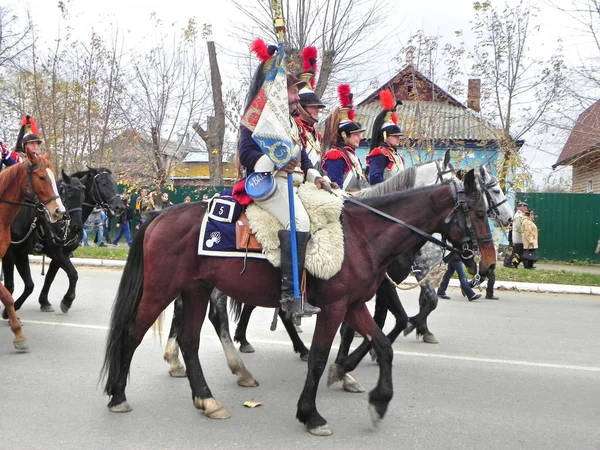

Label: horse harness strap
[482,179,508,218]
[27,161,60,206]
[82,171,119,209]
[338,190,462,255]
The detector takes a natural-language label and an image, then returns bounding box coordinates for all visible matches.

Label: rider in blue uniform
[321,84,368,191]
[366,89,405,185]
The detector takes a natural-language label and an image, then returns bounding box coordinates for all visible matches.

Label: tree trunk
[207,40,224,185]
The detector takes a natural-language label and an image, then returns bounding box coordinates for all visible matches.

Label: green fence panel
[517,192,600,263]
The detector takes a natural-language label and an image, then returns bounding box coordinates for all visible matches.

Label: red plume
[380,89,395,111]
[29,117,39,134]
[250,39,271,63]
[391,112,398,124]
[302,46,318,89]
[338,84,352,109]
[20,115,30,126]
[348,110,356,121]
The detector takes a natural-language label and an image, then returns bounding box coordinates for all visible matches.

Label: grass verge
[70,247,600,286]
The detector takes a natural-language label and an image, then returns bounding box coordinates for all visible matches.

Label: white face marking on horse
[46,168,66,211]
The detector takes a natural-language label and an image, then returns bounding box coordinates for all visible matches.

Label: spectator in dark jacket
[112,195,132,247]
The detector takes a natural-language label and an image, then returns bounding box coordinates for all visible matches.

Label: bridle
[82,170,120,210]
[480,176,509,219]
[0,161,59,210]
[435,159,454,184]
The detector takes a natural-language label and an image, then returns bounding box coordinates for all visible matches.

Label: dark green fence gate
[517,192,600,263]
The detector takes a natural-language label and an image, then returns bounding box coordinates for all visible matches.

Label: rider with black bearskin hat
[366,89,405,185]
[321,84,369,191]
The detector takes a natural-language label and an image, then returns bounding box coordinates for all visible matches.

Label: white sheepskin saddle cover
[245,183,344,280]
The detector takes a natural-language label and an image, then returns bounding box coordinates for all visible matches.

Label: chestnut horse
[101,170,495,436]
[0,150,66,351]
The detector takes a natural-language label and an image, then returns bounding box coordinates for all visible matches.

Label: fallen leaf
[243,401,262,408]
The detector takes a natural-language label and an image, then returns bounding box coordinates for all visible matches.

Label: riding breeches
[254,175,310,232]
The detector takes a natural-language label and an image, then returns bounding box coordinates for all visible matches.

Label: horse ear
[62,168,71,183]
[463,169,476,194]
[444,149,451,168]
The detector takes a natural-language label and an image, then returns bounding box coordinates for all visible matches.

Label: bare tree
[231,0,393,99]
[0,6,33,70]
[117,16,210,189]
[193,25,225,184]
[469,1,566,189]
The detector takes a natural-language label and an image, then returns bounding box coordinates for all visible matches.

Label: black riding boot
[278,230,320,318]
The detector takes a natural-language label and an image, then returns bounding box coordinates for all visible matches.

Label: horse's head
[60,169,86,234]
[442,169,496,278]
[84,167,125,217]
[24,151,66,223]
[413,150,455,188]
[478,166,512,227]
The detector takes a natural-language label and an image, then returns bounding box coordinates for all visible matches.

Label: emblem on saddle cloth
[198,183,345,280]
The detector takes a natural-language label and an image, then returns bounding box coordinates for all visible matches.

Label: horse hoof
[369,348,378,362]
[13,338,29,352]
[300,353,309,362]
[60,302,70,313]
[423,333,439,344]
[194,397,230,419]
[403,322,416,337]
[239,343,255,353]
[342,373,365,393]
[41,304,55,313]
[237,375,259,387]
[308,424,333,436]
[368,403,383,428]
[327,363,345,387]
[108,401,132,413]
[168,366,187,378]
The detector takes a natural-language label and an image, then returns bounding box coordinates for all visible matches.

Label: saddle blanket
[198,183,345,280]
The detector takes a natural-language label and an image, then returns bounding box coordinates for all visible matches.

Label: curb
[26,256,600,295]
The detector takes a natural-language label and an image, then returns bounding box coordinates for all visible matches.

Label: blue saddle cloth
[197,196,267,260]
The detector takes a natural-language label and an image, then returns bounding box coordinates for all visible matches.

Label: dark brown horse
[101,170,495,436]
[0,150,66,351]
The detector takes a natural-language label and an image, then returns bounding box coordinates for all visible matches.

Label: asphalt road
[1,267,599,450]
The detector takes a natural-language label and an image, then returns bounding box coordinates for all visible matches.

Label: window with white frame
[587,180,593,193]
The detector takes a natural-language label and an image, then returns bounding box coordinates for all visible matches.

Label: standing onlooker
[183,196,192,203]
[521,210,539,269]
[82,206,106,247]
[135,188,154,230]
[159,193,173,209]
[113,195,132,247]
[437,254,482,301]
[511,202,528,268]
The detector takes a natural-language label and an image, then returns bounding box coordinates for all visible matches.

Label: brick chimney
[467,79,481,112]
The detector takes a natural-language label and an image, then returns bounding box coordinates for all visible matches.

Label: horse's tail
[229,297,244,323]
[100,213,159,395]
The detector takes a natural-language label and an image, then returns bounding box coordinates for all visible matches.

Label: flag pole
[272,0,302,305]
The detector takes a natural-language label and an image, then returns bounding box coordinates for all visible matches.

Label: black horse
[2,167,124,317]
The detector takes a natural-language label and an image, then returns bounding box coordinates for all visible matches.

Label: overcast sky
[10,0,593,187]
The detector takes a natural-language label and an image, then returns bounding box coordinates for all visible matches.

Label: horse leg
[296,302,347,436]
[404,280,439,344]
[0,283,28,351]
[37,258,61,312]
[179,283,230,419]
[332,278,407,384]
[163,297,186,377]
[13,251,37,311]
[344,303,394,427]
[54,253,79,313]
[330,322,364,393]
[233,304,256,353]
[278,308,310,361]
[1,253,17,320]
[208,290,258,387]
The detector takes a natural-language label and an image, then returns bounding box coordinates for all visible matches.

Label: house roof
[354,64,505,143]
[554,99,600,167]
[355,101,502,142]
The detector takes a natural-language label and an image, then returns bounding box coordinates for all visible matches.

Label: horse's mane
[71,167,112,178]
[0,163,25,198]
[354,166,417,200]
